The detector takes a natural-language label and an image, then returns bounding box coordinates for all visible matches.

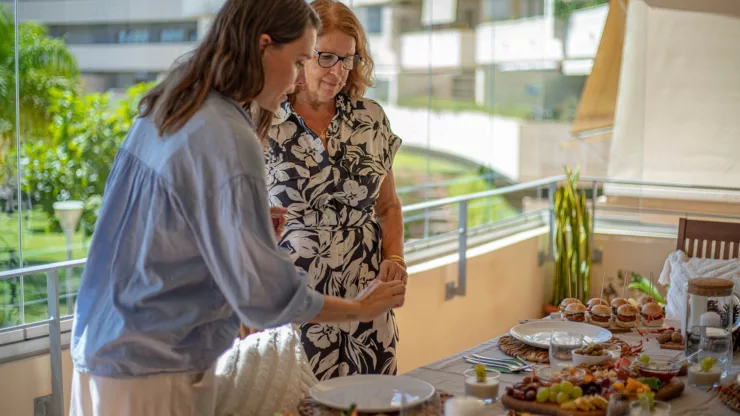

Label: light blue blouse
[71,91,323,378]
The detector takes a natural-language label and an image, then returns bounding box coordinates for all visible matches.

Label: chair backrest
[677,218,740,259]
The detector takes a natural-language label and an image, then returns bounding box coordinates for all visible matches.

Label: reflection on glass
[0,0,614,329]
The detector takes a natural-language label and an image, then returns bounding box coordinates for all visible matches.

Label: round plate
[510,320,612,349]
[309,375,435,412]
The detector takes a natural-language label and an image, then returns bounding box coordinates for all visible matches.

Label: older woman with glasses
[260,0,406,380]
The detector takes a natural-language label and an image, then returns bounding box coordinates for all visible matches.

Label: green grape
[560,381,574,395]
[536,387,550,403]
[639,354,651,364]
[701,356,717,372]
[571,386,583,398]
[557,392,570,404]
[549,390,559,403]
[550,384,561,393]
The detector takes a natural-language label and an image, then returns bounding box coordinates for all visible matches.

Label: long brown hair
[309,0,374,99]
[139,0,319,139]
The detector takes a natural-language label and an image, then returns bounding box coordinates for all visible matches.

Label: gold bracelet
[387,255,407,269]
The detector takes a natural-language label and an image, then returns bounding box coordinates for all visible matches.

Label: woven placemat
[498,335,549,363]
[297,391,453,416]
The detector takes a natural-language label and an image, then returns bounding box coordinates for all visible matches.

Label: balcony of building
[2,175,739,415]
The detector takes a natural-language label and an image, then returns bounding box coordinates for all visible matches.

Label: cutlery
[464,356,531,373]
[471,354,531,368]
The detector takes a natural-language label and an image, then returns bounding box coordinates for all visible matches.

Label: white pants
[69,366,217,416]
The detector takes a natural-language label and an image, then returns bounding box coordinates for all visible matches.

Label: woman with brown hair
[262,0,406,380]
[68,0,405,414]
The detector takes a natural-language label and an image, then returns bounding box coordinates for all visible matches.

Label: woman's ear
[259,34,273,55]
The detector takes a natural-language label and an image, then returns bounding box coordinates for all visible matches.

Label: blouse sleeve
[373,101,402,174]
[193,173,324,329]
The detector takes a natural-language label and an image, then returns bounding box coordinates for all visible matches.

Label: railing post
[540,181,557,265]
[46,270,64,416]
[591,181,598,261]
[447,200,468,300]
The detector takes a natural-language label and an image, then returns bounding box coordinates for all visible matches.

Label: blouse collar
[272,93,353,126]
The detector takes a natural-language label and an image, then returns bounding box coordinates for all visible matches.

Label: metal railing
[0,259,85,416]
[2,174,740,416]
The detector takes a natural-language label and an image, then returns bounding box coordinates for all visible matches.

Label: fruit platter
[501,352,686,416]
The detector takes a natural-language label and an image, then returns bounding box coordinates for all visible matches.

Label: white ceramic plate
[309,375,436,412]
[510,320,612,348]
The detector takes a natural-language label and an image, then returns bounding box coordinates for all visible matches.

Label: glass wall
[1,0,610,327]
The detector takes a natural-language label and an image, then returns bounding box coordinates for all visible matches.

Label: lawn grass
[1,210,87,327]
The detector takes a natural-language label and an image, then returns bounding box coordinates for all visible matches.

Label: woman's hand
[378,259,408,284]
[354,280,406,322]
[269,206,287,239]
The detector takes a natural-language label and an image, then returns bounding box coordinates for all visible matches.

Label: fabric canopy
[570,0,628,138]
[607,0,740,199]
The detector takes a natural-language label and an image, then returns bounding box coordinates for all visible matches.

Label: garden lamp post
[53,201,84,314]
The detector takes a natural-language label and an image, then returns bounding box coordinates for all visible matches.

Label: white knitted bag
[214,325,318,416]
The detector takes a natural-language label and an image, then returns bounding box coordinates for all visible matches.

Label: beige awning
[569,0,629,139]
[607,0,740,196]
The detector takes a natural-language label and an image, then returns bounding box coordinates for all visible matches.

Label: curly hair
[310,0,374,98]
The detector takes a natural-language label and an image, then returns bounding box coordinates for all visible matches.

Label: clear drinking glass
[629,400,671,415]
[549,331,584,369]
[463,368,501,403]
[606,393,649,416]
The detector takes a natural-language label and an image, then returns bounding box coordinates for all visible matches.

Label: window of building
[356,6,384,34]
[160,28,187,43]
[117,29,149,44]
[48,22,198,45]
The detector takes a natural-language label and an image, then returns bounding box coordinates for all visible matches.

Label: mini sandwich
[560,298,582,313]
[563,303,587,323]
[588,304,612,328]
[611,297,628,315]
[586,298,609,313]
[615,304,640,328]
[640,302,665,327]
[638,296,655,308]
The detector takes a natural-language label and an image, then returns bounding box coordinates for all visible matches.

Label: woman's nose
[330,61,345,77]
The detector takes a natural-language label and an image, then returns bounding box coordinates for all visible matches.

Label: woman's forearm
[309,295,362,323]
[379,205,404,258]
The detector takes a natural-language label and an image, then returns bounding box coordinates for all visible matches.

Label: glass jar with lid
[682,277,734,379]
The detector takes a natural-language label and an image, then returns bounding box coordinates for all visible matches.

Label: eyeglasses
[314,50,363,70]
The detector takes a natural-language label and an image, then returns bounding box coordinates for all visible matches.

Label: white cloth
[69,366,217,416]
[213,325,318,416]
[659,250,740,319]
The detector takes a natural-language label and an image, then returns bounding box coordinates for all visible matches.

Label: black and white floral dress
[264,94,401,380]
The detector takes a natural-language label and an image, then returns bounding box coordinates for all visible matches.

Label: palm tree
[0,5,79,187]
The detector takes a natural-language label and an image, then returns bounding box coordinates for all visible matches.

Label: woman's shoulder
[338,94,388,120]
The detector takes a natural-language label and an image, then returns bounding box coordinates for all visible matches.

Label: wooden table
[404,321,738,415]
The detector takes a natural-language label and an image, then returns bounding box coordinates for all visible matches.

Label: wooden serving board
[501,381,685,416]
[501,396,605,416]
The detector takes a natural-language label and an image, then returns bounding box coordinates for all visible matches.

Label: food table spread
[404,320,739,415]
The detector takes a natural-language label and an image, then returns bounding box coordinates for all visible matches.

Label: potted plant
[548,167,593,312]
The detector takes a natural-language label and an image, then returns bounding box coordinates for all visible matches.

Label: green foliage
[0,4,79,185]
[551,167,592,304]
[0,5,79,139]
[22,82,154,230]
[621,270,666,304]
[554,0,610,20]
[0,306,20,329]
[397,96,536,120]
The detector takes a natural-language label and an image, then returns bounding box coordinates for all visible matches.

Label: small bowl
[601,343,622,360]
[572,349,612,366]
[636,359,681,383]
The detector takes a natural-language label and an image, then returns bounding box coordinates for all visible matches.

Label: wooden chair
[677,218,740,259]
